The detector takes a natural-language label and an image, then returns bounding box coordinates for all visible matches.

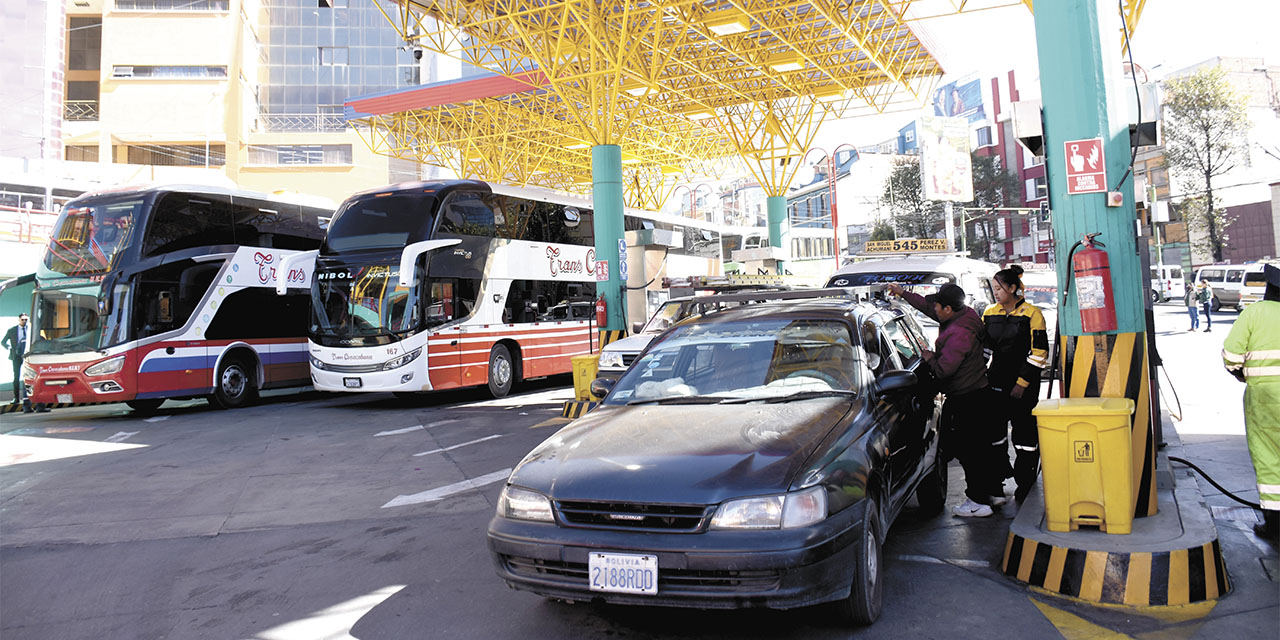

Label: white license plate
[57,394,73,403]
[343,377,362,388]
[588,552,658,595]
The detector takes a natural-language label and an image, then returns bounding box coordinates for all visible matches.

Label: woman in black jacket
[982,266,1050,503]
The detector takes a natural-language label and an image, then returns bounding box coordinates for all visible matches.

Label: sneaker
[952,498,993,518]
[989,495,1009,507]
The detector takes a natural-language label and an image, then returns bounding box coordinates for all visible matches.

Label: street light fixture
[801,143,859,269]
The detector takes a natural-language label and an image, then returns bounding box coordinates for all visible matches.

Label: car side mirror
[873,369,917,395]
[631,321,644,334]
[589,377,615,399]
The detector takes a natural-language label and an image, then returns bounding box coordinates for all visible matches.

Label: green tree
[1162,65,1249,262]
[881,158,945,239]
[963,154,1023,261]
[869,220,895,242]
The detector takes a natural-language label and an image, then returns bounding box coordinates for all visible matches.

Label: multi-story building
[56,0,434,204]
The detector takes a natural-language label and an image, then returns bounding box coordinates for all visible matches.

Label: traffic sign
[1063,137,1106,195]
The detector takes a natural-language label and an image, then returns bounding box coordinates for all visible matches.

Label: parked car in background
[488,293,945,626]
[1239,262,1276,308]
[1149,263,1185,303]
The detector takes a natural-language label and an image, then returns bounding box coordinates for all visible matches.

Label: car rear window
[1245,271,1267,286]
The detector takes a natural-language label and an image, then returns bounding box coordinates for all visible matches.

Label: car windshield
[605,318,861,405]
[311,265,419,338]
[641,301,685,333]
[43,196,144,276]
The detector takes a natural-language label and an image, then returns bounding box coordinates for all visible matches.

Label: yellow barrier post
[1033,398,1137,534]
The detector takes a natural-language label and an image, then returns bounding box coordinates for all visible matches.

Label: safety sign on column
[618,239,628,280]
[1064,137,1106,195]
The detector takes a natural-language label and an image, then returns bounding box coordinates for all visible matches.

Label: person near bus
[1196,280,1213,332]
[1222,263,1280,540]
[1185,282,1200,331]
[887,282,1003,518]
[982,266,1050,503]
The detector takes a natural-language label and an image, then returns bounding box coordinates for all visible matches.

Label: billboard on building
[917,116,974,202]
[931,78,985,124]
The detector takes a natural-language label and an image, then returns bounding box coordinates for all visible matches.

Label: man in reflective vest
[1223,263,1280,540]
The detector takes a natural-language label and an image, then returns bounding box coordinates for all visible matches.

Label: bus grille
[555,500,711,532]
[322,362,383,373]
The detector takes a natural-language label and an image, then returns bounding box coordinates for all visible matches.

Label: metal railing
[64,100,99,121]
[259,113,348,132]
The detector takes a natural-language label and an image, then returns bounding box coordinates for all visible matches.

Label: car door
[1224,269,1245,306]
[881,316,936,498]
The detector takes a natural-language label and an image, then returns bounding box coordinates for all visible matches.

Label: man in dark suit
[3,313,45,413]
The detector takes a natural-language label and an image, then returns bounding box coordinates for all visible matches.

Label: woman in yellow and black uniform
[982,265,1050,503]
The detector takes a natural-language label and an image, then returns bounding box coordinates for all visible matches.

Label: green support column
[766,195,788,275]
[1035,0,1142,336]
[591,144,625,331]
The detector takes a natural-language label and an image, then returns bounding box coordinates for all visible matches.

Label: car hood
[601,333,656,355]
[509,399,857,505]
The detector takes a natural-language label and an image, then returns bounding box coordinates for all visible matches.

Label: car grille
[621,354,638,367]
[556,500,712,532]
[501,556,781,593]
[321,362,382,373]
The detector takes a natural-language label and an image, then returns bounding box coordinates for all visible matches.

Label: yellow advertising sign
[864,238,950,253]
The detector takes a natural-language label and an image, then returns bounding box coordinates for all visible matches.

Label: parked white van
[1193,264,1249,311]
[1149,263,1185,303]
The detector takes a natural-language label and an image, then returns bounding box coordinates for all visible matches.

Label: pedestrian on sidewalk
[1222,263,1280,540]
[982,266,1050,503]
[887,282,1003,518]
[1196,280,1213,332]
[3,313,31,412]
[1185,283,1200,331]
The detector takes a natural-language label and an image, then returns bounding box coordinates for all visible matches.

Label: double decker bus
[24,185,330,411]
[301,180,723,398]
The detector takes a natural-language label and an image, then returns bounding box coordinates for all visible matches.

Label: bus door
[425,278,462,389]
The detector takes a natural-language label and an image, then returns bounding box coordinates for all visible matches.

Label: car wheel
[487,344,515,398]
[915,458,948,515]
[125,399,164,414]
[209,356,257,409]
[1149,289,1160,304]
[835,497,884,626]
[1211,296,1222,312]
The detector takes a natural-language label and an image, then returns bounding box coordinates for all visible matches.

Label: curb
[1,401,109,415]
[1000,413,1228,605]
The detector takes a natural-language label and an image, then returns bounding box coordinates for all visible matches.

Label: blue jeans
[1202,302,1212,328]
[1187,305,1199,329]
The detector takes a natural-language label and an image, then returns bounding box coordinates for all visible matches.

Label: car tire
[487,344,515,398]
[835,497,884,626]
[914,458,948,515]
[125,399,164,414]
[1211,296,1222,312]
[1149,289,1161,304]
[209,356,257,409]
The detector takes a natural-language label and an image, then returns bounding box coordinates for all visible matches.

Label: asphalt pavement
[0,305,1275,639]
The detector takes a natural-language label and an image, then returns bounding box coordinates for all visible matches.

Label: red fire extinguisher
[1069,232,1117,333]
[595,295,608,327]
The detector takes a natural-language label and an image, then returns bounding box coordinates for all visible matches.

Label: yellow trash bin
[571,354,601,401]
[1032,398,1137,534]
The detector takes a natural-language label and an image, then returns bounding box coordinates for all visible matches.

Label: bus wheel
[487,344,515,398]
[210,357,257,409]
[126,399,164,414]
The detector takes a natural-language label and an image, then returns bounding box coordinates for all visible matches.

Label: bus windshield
[43,197,144,276]
[311,265,420,339]
[324,192,437,252]
[30,284,105,354]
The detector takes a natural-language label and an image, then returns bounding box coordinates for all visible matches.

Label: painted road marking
[412,434,502,457]
[104,431,139,443]
[374,425,425,437]
[381,468,512,508]
[530,417,572,430]
[896,554,990,568]
[0,434,146,467]
[143,416,168,423]
[257,584,406,640]
[1031,598,1132,639]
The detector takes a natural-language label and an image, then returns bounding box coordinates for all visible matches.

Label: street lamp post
[802,144,859,269]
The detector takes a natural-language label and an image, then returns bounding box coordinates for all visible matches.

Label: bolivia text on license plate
[588,552,657,595]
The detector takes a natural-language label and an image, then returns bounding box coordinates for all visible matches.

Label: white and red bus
[24,185,330,411]
[301,180,724,398]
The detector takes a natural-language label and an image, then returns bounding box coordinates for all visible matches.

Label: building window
[976,125,993,148]
[247,144,353,165]
[115,0,229,10]
[1024,175,1047,202]
[124,144,226,167]
[68,18,101,71]
[66,145,100,162]
[64,81,100,121]
[319,47,348,66]
[112,65,228,79]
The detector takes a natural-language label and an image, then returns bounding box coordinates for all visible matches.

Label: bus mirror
[397,240,461,288]
[276,250,319,295]
[97,296,111,317]
[563,206,581,228]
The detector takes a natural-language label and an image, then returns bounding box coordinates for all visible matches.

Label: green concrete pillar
[766,195,788,275]
[1035,0,1142,336]
[591,144,625,331]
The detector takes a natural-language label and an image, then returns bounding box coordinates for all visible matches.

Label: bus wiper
[723,390,859,404]
[626,395,725,406]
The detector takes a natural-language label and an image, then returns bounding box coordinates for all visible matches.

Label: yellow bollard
[1032,398,1137,534]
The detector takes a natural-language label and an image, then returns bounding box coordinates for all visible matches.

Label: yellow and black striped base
[1059,332,1157,518]
[561,400,598,419]
[1001,533,1229,605]
[0,401,108,415]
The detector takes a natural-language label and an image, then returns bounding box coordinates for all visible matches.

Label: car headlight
[309,355,329,371]
[710,486,827,530]
[598,350,623,369]
[381,347,422,371]
[498,485,554,522]
[84,355,125,377]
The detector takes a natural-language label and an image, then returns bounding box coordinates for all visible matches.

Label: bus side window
[438,191,496,237]
[145,193,234,256]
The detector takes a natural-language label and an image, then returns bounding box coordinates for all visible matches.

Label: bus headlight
[310,356,329,371]
[598,350,624,369]
[382,347,422,371]
[20,363,35,382]
[85,355,125,376]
